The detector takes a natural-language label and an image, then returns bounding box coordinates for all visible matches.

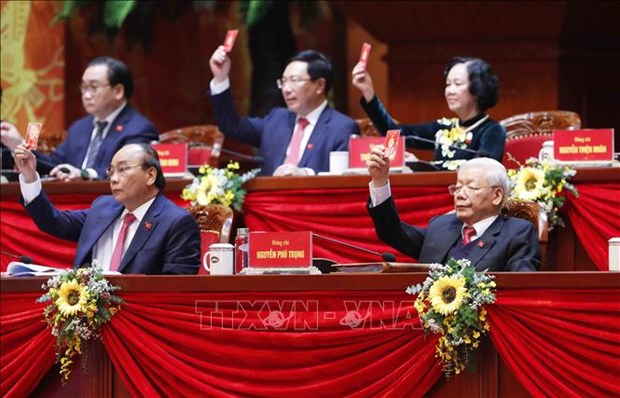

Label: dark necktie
[86,121,108,169]
[462,226,476,246]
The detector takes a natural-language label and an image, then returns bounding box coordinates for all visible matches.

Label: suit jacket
[210,89,359,175]
[24,191,200,275]
[35,105,159,178]
[368,197,540,271]
[360,95,505,169]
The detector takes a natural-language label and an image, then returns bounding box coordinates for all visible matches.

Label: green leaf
[103,0,137,29]
[51,0,78,26]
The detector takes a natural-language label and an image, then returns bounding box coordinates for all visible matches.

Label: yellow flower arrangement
[507,156,578,229]
[37,263,123,383]
[181,161,260,212]
[406,258,496,378]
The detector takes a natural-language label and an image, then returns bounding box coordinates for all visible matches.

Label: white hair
[458,157,510,205]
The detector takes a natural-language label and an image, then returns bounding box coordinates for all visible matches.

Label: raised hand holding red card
[223,29,239,52]
[25,122,42,150]
[359,42,372,68]
[383,129,400,161]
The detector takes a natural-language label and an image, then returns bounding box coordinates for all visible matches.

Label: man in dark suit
[367,149,540,271]
[13,143,200,275]
[1,57,158,181]
[208,48,359,176]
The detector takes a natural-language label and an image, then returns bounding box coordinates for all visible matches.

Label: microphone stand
[404,135,479,155]
[312,233,396,262]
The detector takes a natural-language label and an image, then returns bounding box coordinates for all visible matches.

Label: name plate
[553,129,614,162]
[153,143,187,177]
[249,231,312,268]
[348,136,405,170]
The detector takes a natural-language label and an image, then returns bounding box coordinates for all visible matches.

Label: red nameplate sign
[153,143,187,177]
[553,129,614,162]
[348,136,405,170]
[249,231,312,268]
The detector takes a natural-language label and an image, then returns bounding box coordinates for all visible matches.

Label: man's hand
[366,145,390,187]
[13,143,37,183]
[209,45,232,83]
[272,163,310,177]
[50,163,82,181]
[351,62,375,103]
[1,121,24,151]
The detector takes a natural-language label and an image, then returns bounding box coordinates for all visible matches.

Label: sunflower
[513,167,545,201]
[55,279,88,317]
[428,276,466,315]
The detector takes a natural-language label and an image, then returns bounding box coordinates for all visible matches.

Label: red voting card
[384,129,400,160]
[359,42,372,67]
[25,122,42,150]
[223,29,239,52]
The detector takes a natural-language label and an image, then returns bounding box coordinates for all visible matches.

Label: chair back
[500,111,581,168]
[501,200,549,269]
[355,118,381,137]
[159,125,225,167]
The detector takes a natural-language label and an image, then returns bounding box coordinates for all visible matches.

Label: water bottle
[235,228,249,274]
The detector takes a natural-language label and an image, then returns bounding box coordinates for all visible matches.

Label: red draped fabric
[1,181,618,270]
[243,187,453,264]
[2,287,620,396]
[0,293,55,398]
[488,289,620,397]
[565,183,620,271]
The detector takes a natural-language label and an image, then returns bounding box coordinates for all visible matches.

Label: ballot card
[359,42,372,67]
[223,29,239,52]
[384,129,400,160]
[25,122,42,150]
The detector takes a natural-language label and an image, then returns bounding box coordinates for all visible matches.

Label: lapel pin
[477,240,485,248]
[306,143,314,150]
[115,124,123,132]
[144,221,152,231]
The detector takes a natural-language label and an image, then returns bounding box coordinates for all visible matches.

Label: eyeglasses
[448,184,499,196]
[106,164,144,178]
[80,83,111,95]
[276,77,313,89]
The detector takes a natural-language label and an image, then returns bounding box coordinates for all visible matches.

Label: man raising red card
[208,44,359,176]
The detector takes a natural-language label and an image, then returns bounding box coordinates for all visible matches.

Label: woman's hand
[351,62,375,103]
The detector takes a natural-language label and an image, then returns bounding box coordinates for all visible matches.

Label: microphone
[404,135,490,157]
[312,233,396,262]
[191,143,264,164]
[0,250,33,264]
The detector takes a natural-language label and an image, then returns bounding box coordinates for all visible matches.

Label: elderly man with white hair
[366,147,540,272]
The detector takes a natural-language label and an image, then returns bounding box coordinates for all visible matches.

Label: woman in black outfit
[352,57,504,170]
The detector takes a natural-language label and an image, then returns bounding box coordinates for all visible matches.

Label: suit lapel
[96,105,132,165]
[117,194,164,272]
[437,220,462,262]
[299,107,331,166]
[468,217,503,269]
[75,204,123,267]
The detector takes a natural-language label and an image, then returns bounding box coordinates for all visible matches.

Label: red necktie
[462,225,476,246]
[109,213,137,271]
[284,117,309,165]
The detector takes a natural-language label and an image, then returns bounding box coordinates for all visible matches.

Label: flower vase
[187,204,234,244]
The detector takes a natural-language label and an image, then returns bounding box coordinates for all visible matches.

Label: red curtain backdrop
[565,184,620,270]
[2,288,619,397]
[243,182,620,269]
[1,182,618,271]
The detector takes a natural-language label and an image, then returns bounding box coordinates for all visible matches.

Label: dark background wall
[57,1,620,150]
